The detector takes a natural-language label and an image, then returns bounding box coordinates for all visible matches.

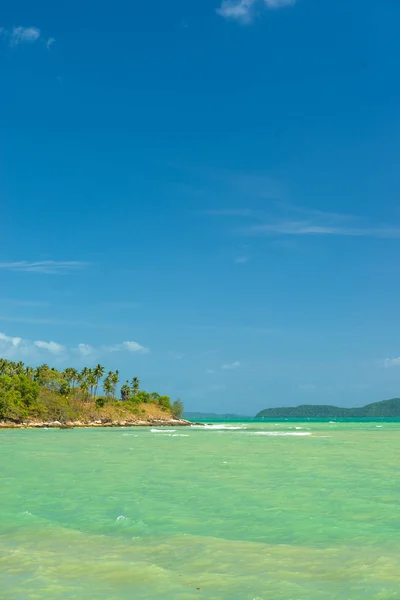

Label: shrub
[172,399,184,419]
[96,396,107,408]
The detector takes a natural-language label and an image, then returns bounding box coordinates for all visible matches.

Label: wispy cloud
[104,341,150,354]
[0,298,50,308]
[217,0,296,24]
[0,26,54,48]
[0,261,89,274]
[221,360,241,370]
[203,196,400,240]
[168,351,184,360]
[383,357,400,368]
[235,256,249,264]
[244,221,400,238]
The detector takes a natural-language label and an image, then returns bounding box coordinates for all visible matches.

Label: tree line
[0,358,184,422]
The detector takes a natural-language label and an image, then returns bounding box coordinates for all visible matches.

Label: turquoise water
[1,420,400,599]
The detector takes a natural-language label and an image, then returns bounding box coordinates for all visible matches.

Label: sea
[1,418,400,599]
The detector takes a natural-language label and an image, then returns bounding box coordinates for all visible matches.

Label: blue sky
[2,0,400,415]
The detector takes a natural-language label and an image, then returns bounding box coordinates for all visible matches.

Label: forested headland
[256,398,400,418]
[0,359,184,426]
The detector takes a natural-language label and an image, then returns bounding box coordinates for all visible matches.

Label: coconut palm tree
[79,379,89,401]
[25,366,35,381]
[131,377,140,396]
[111,370,119,400]
[103,375,113,399]
[93,364,105,398]
[87,369,97,398]
[15,361,25,375]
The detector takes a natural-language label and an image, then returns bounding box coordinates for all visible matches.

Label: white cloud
[34,340,66,354]
[0,332,22,348]
[383,357,400,368]
[0,332,34,359]
[217,0,256,23]
[206,369,215,374]
[123,341,149,353]
[0,261,89,274]
[0,329,150,363]
[10,26,41,45]
[77,343,95,357]
[235,256,248,264]
[221,361,241,370]
[46,37,55,49]
[105,341,150,354]
[217,0,296,23]
[0,26,44,46]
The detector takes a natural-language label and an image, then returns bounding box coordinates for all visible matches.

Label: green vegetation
[256,398,400,418]
[0,358,183,423]
[172,399,184,419]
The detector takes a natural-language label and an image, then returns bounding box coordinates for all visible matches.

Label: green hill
[256,398,400,418]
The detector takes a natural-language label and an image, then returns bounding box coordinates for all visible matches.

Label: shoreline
[0,418,194,429]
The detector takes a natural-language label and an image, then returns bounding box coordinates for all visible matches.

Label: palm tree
[103,375,113,399]
[93,364,105,398]
[69,368,79,392]
[15,361,25,375]
[87,369,97,398]
[131,377,140,396]
[79,379,89,401]
[25,366,35,381]
[0,359,8,375]
[121,381,130,401]
[111,370,120,400]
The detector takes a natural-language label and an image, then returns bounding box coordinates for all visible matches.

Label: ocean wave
[249,431,312,437]
[150,428,176,433]
[190,424,247,430]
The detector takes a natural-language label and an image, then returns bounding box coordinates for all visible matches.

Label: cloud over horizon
[217,0,296,24]
[383,357,400,368]
[221,360,241,370]
[0,331,150,362]
[0,261,89,274]
[0,26,54,48]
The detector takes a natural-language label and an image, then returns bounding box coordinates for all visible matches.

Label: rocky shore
[0,418,194,429]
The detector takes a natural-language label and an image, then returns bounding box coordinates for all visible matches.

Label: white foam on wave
[150,428,176,433]
[191,424,247,430]
[172,434,190,437]
[249,431,312,437]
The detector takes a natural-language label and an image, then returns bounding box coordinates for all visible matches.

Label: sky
[2,0,400,415]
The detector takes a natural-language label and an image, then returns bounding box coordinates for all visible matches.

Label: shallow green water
[1,420,400,599]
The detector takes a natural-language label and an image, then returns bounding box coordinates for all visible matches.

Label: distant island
[184,412,250,420]
[0,358,186,428]
[256,398,400,418]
